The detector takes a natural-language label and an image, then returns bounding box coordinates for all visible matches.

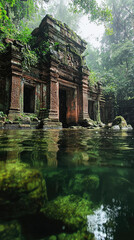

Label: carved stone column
[80,67,90,120]
[48,77,59,120]
[94,82,102,123]
[47,62,59,121]
[8,42,22,120]
[43,61,62,129]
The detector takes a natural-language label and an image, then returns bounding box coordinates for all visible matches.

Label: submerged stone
[57,229,94,240]
[0,161,47,219]
[41,195,93,231]
[0,220,22,240]
[68,174,100,194]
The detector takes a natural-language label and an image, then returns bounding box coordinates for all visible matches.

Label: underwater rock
[0,162,47,219]
[0,220,22,240]
[41,194,93,231]
[48,236,57,240]
[83,175,100,190]
[57,229,94,240]
[68,174,100,194]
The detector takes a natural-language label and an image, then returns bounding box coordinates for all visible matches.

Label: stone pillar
[94,82,102,123]
[43,61,62,129]
[8,42,22,120]
[80,67,90,120]
[47,67,59,121]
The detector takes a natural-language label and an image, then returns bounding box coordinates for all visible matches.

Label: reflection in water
[87,202,121,240]
[0,129,134,240]
[87,205,110,240]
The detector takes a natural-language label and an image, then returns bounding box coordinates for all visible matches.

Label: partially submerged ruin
[0,15,105,128]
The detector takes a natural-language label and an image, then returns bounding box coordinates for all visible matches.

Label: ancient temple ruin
[0,15,105,128]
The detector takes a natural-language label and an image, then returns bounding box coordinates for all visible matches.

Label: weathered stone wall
[0,15,105,127]
[0,48,11,113]
[31,15,89,124]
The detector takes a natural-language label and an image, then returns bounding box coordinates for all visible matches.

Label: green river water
[0,128,134,240]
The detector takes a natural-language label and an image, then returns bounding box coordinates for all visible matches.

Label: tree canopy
[72,0,112,23]
[85,0,134,114]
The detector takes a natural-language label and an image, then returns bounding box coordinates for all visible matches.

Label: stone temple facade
[0,15,105,128]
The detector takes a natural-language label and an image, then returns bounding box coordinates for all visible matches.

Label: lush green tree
[71,0,112,23]
[86,0,134,104]
[0,0,38,41]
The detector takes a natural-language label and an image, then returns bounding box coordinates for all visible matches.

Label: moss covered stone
[112,116,127,129]
[69,174,100,194]
[0,220,22,240]
[57,230,94,240]
[41,194,93,231]
[0,162,47,219]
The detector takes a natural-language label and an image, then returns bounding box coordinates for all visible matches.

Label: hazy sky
[78,0,105,48]
[78,16,105,48]
[44,0,105,48]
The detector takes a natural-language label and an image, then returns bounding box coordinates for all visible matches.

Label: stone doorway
[59,86,77,127]
[59,88,67,127]
[88,100,94,120]
[24,85,35,113]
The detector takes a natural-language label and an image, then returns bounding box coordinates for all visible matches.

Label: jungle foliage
[0,0,112,70]
[86,0,134,103]
[0,0,133,106]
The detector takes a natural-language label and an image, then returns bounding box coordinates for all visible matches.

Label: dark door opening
[59,89,67,127]
[88,100,94,120]
[24,85,35,113]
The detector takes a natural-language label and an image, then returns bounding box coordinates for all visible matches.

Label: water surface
[0,129,134,240]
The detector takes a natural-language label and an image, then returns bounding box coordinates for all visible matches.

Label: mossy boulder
[0,162,47,219]
[112,116,127,129]
[41,195,93,231]
[83,175,100,190]
[57,229,94,240]
[68,174,100,194]
[0,220,22,240]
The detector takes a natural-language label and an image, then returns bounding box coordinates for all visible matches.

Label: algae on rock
[0,220,22,240]
[0,161,47,219]
[41,194,93,231]
[68,174,100,195]
[112,116,127,128]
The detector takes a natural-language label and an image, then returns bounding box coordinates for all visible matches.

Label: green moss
[49,236,57,240]
[0,220,21,240]
[57,230,94,240]
[68,173,99,195]
[41,195,93,231]
[47,15,86,45]
[112,116,127,128]
[0,111,6,117]
[0,161,47,219]
[83,175,100,190]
